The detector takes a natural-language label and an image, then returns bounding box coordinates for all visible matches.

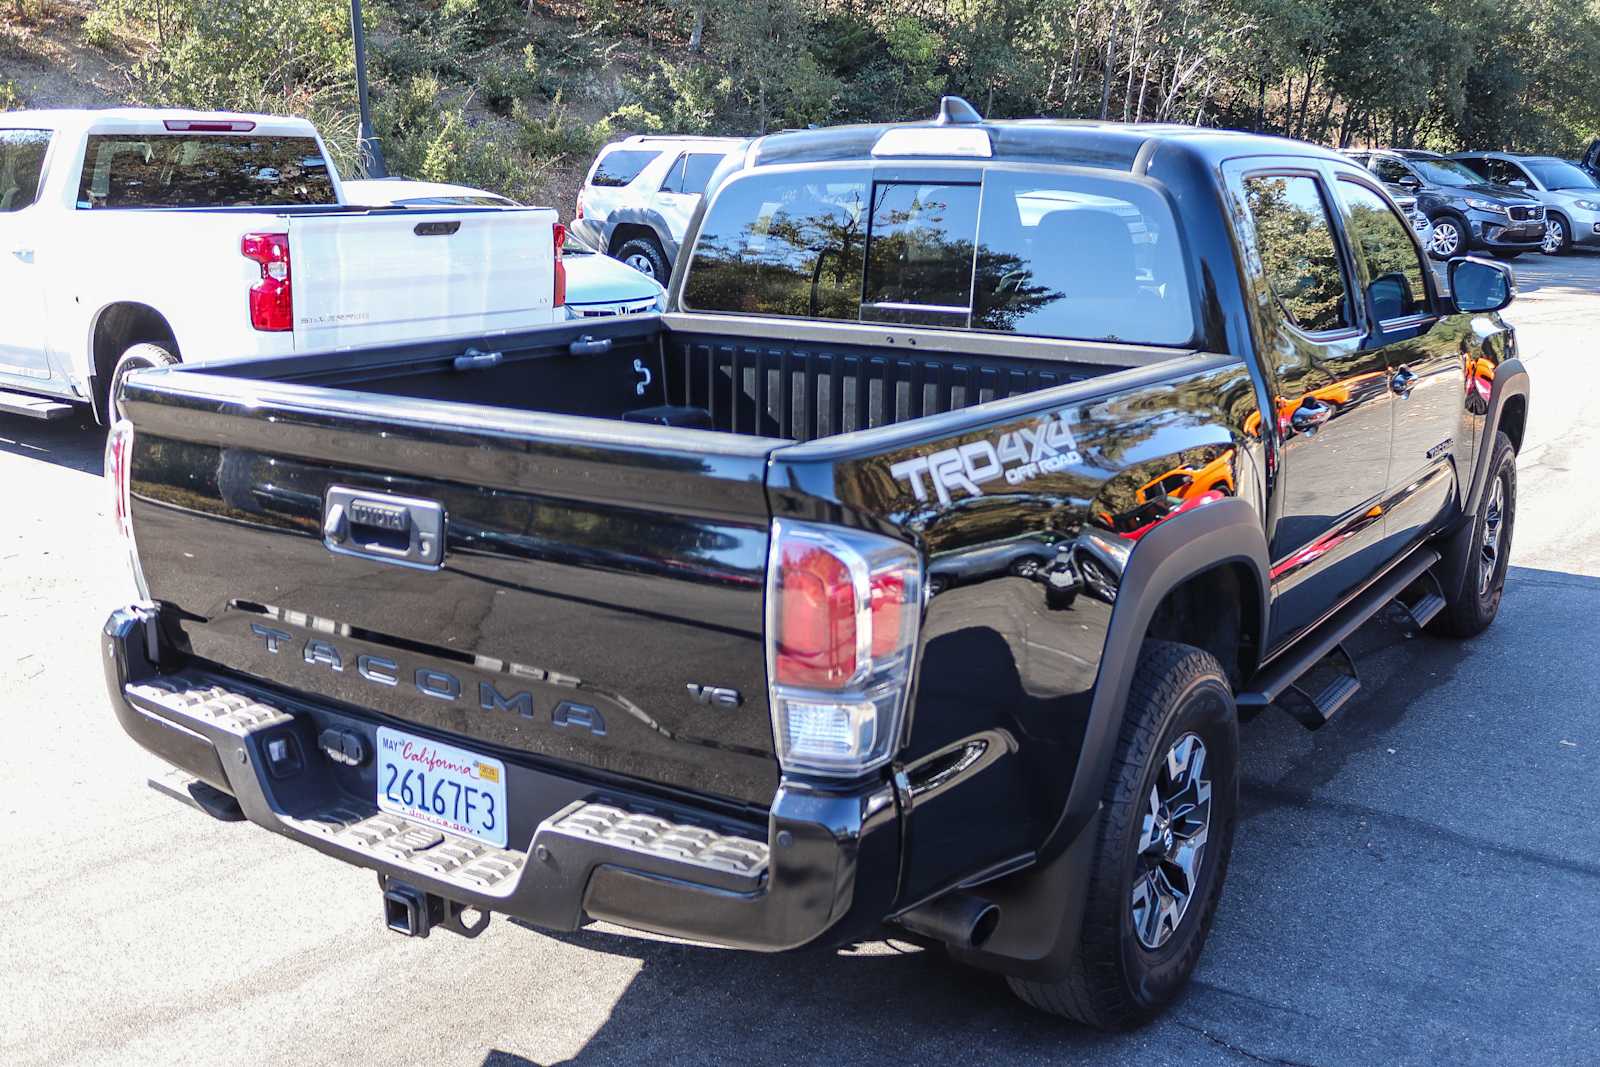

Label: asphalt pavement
[2,252,1597,1066]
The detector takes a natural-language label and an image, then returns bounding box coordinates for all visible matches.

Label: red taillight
[164,119,256,132]
[553,222,567,308]
[241,232,292,331]
[869,573,905,659]
[107,421,133,541]
[775,542,859,687]
[575,193,585,220]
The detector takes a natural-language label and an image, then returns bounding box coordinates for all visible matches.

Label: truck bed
[116,314,1184,813]
[200,314,1142,442]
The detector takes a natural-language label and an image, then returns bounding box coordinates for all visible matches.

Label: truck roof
[0,107,319,138]
[744,99,1347,174]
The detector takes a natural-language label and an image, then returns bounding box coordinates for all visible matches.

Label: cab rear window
[681,165,1195,346]
[77,134,335,208]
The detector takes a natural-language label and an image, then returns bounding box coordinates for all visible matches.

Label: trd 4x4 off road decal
[890,412,1083,506]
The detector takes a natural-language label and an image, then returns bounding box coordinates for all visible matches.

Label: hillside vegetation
[4,0,1600,215]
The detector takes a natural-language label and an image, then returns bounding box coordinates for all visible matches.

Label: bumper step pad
[546,803,769,890]
[125,671,770,902]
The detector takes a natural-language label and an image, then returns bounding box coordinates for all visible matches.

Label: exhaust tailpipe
[896,893,1000,949]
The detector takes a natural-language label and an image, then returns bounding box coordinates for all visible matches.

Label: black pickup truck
[103,99,1529,1028]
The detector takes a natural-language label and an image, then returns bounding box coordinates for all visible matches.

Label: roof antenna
[934,97,983,126]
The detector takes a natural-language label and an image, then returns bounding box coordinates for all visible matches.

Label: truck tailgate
[121,369,781,808]
[288,208,558,350]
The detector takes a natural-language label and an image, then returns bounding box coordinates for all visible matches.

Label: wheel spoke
[1129,732,1214,950]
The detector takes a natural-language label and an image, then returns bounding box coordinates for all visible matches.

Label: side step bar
[0,389,75,421]
[1239,547,1441,724]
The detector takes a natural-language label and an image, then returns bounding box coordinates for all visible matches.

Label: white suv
[572,135,744,284]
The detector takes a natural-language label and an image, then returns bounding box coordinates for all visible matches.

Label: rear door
[654,151,725,246]
[0,128,53,380]
[1226,162,1395,648]
[287,207,559,350]
[122,333,782,807]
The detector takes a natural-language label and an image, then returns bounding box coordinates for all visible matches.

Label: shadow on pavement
[0,411,106,476]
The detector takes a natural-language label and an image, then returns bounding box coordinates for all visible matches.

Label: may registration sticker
[375,727,508,848]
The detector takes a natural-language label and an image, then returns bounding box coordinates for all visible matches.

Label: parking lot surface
[2,253,1596,1066]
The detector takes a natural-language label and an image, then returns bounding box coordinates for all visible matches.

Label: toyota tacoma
[102,100,1529,1028]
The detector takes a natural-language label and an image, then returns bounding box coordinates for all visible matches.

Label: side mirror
[1368,271,1412,322]
[1449,257,1515,314]
[1395,174,1422,190]
[1507,178,1529,190]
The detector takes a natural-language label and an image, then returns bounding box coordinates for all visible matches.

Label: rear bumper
[104,604,901,951]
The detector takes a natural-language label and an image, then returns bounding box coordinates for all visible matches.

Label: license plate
[376,727,507,848]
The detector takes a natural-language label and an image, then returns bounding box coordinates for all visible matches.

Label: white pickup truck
[0,108,563,422]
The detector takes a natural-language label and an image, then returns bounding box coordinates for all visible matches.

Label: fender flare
[950,497,1269,978]
[1463,356,1529,520]
[605,207,679,263]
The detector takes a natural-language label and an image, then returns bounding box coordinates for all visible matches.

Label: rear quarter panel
[769,354,1263,905]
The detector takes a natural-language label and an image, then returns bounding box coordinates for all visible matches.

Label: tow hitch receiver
[380,877,491,939]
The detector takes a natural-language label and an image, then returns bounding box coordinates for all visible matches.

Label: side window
[589,149,659,188]
[659,154,687,194]
[1500,160,1533,187]
[1241,174,1354,334]
[0,129,51,213]
[1371,157,1412,186]
[1335,180,1428,322]
[679,153,725,197]
[1457,157,1495,183]
[861,181,981,327]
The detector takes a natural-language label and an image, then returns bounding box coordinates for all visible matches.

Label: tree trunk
[688,7,704,53]
[1100,23,1119,121]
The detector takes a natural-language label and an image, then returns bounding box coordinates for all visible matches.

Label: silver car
[1449,152,1600,255]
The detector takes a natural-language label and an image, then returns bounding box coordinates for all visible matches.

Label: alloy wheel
[624,253,657,278]
[1542,218,1565,255]
[1130,732,1212,951]
[1430,221,1461,257]
[1479,473,1507,597]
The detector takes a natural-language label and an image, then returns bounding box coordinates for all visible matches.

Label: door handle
[1290,399,1333,433]
[1390,367,1418,396]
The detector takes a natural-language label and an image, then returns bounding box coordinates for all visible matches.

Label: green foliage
[0,78,23,111]
[81,6,121,49]
[80,0,1600,212]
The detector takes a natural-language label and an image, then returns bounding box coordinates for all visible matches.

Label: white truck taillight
[105,420,150,599]
[766,519,922,776]
[241,232,292,331]
[553,222,567,309]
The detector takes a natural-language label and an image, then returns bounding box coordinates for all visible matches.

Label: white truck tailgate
[288,207,558,350]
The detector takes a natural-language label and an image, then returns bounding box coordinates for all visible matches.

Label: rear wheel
[1007,641,1239,1029]
[108,342,179,423]
[1430,431,1517,638]
[615,236,670,285]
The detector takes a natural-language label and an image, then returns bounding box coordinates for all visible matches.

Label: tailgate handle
[414,220,462,236]
[323,487,446,570]
[569,335,612,356]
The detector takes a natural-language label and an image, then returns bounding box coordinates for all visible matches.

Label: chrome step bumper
[104,604,897,951]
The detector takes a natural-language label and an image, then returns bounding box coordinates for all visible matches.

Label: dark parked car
[1450,152,1600,255]
[1346,148,1545,259]
[103,101,1528,1030]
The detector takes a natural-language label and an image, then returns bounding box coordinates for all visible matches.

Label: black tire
[615,235,670,284]
[1429,431,1516,638]
[1007,641,1239,1029]
[108,342,179,423]
[1541,213,1571,256]
[1426,214,1468,260]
